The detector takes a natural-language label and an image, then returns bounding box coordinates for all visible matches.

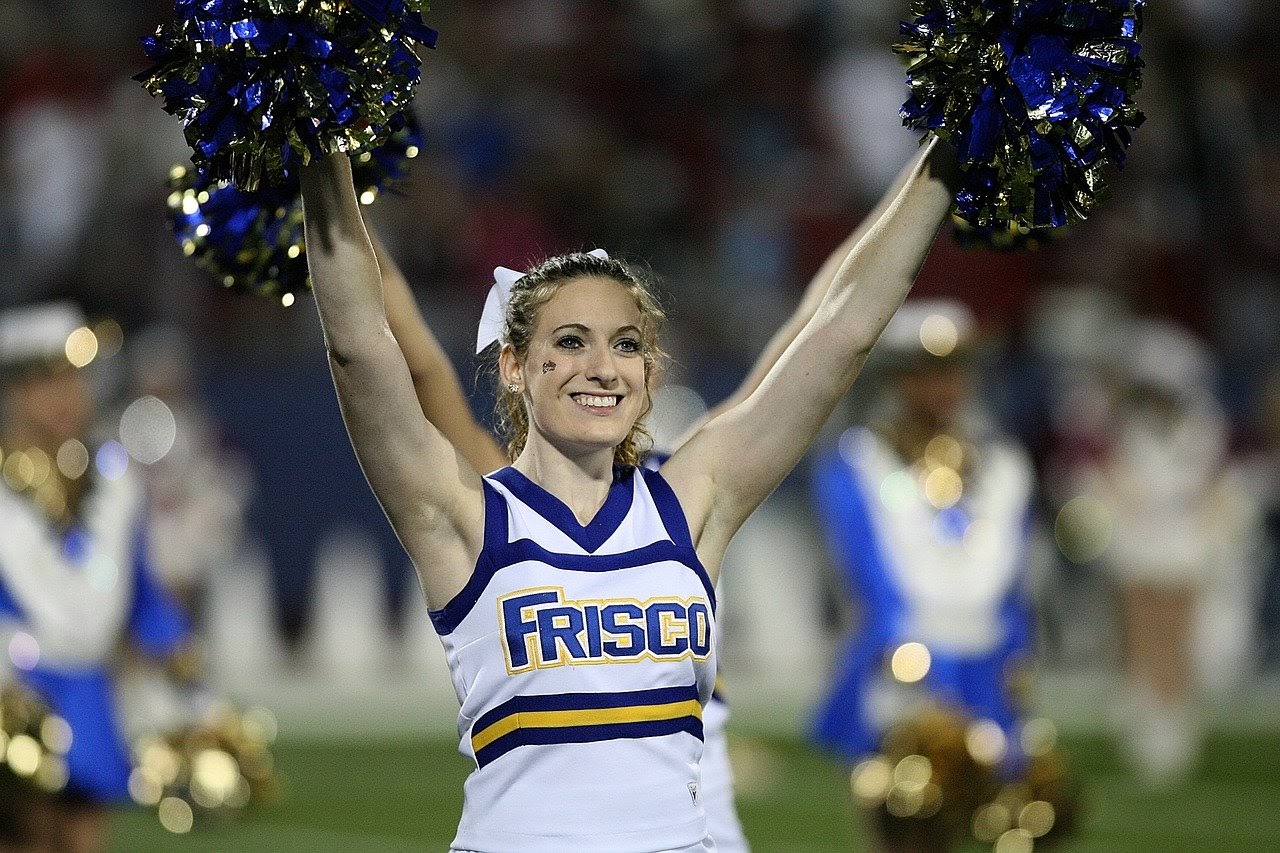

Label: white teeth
[575,394,618,408]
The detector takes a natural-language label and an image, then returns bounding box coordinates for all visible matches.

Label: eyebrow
[551,323,642,337]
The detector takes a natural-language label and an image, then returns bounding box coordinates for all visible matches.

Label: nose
[584,343,620,387]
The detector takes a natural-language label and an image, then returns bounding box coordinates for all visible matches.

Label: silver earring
[508,383,519,393]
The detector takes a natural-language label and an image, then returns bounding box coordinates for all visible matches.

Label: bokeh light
[919,313,959,357]
[1019,800,1056,837]
[851,757,892,806]
[56,438,90,478]
[94,440,130,480]
[5,734,41,777]
[1020,718,1059,758]
[890,642,931,683]
[995,827,1035,853]
[923,465,963,508]
[129,767,164,806]
[119,395,177,464]
[34,754,69,792]
[40,716,73,755]
[64,326,98,367]
[965,719,1008,765]
[1054,495,1112,563]
[8,632,40,671]
[92,318,124,358]
[879,470,916,513]
[974,802,1013,843]
[191,748,240,808]
[158,796,195,834]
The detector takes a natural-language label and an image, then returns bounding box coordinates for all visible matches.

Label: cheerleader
[373,227,773,847]
[0,303,191,853]
[810,301,1041,850]
[1072,319,1261,785]
[298,137,953,850]
[365,142,931,852]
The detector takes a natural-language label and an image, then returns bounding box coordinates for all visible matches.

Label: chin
[551,424,634,459]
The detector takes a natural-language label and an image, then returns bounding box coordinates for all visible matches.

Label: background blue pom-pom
[139,0,437,191]
[168,115,423,300]
[896,0,1146,243]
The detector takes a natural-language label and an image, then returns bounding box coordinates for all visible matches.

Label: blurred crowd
[2,0,1279,767]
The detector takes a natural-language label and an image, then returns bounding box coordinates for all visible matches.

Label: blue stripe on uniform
[471,684,704,769]
[472,683,701,731]
[640,467,694,550]
[0,575,24,620]
[127,520,191,656]
[488,466,635,552]
[475,716,704,769]
[810,439,908,760]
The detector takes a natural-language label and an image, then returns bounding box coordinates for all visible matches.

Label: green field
[109,732,1280,852]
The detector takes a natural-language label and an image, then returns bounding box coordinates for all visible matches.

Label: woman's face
[5,367,93,447]
[504,276,648,459]
[897,360,969,429]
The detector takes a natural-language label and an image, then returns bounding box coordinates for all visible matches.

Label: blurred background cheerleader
[0,301,191,852]
[1067,319,1263,786]
[809,299,1052,850]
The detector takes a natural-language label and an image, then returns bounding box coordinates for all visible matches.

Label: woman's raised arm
[373,232,508,474]
[300,154,485,607]
[683,150,925,434]
[663,138,955,575]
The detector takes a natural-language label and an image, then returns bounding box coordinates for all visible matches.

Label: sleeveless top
[810,426,1035,763]
[0,467,189,800]
[430,465,717,853]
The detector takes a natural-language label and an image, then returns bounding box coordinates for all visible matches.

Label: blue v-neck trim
[488,466,635,553]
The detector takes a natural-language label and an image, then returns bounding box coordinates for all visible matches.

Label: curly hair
[492,252,666,466]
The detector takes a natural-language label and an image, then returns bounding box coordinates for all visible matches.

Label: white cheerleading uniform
[643,451,748,852]
[430,466,718,853]
[699,687,748,852]
[0,466,189,802]
[811,426,1035,767]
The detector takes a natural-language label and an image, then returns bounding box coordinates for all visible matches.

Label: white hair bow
[475,249,610,354]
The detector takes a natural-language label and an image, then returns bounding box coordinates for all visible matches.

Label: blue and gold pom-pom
[896,0,1146,242]
[138,0,437,191]
[850,705,999,848]
[168,115,422,300]
[851,706,1079,850]
[129,703,280,832]
[1,683,72,795]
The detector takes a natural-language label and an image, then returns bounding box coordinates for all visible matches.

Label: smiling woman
[298,136,953,852]
[490,254,667,469]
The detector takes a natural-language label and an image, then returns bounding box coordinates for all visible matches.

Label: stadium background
[2,0,1279,850]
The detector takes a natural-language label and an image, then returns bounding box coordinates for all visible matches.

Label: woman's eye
[556,336,583,349]
[615,338,640,354]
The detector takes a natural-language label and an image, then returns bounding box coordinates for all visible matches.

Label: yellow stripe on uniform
[471,699,703,753]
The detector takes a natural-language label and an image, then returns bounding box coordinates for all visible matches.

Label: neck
[2,427,61,456]
[0,427,91,523]
[889,416,962,459]
[514,436,617,525]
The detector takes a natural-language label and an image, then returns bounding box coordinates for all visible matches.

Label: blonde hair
[493,252,666,466]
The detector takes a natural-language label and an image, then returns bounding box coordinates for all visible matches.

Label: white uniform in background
[811,425,1036,764]
[698,691,747,851]
[433,465,718,853]
[0,465,190,802]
